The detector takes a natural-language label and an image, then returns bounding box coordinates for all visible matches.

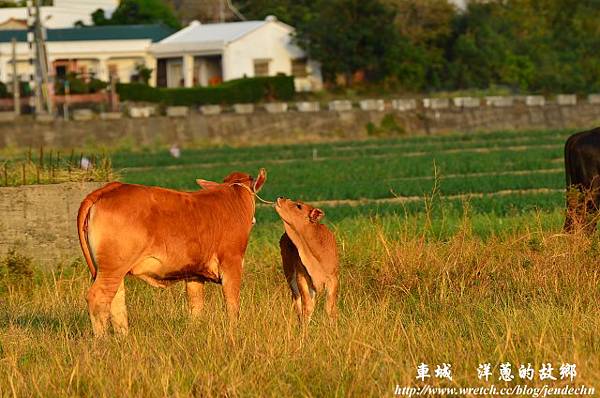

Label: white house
[0,0,118,29]
[0,24,173,85]
[149,16,323,91]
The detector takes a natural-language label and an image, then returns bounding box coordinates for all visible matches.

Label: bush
[366,113,405,137]
[54,72,108,95]
[0,249,34,290]
[0,78,28,98]
[117,75,295,105]
[88,78,109,93]
[0,82,8,98]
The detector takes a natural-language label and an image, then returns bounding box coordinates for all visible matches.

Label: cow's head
[196,168,267,193]
[275,197,325,230]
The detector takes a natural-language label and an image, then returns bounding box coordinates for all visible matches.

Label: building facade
[150,16,323,92]
[0,25,173,86]
[0,17,322,93]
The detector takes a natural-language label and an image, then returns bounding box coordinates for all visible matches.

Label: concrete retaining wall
[1,100,600,148]
[0,182,106,266]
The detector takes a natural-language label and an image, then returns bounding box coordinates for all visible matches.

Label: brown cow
[77,169,266,337]
[275,197,339,323]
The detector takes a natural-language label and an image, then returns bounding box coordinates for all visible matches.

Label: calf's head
[196,168,267,192]
[275,197,325,231]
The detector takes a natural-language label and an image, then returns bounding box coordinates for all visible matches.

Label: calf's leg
[325,278,339,321]
[186,280,205,317]
[292,284,303,322]
[296,266,315,324]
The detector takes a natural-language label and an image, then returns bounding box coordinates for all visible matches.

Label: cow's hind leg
[110,280,129,335]
[221,256,243,322]
[565,186,583,232]
[87,274,123,337]
[186,280,205,318]
[583,181,600,235]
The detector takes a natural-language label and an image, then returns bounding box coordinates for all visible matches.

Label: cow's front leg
[221,256,243,322]
[186,280,205,318]
[296,267,315,324]
[325,278,339,322]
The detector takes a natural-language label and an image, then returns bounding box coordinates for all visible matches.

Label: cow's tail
[77,182,121,280]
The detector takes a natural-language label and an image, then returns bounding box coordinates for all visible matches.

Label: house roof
[150,17,293,55]
[161,20,266,45]
[0,24,174,43]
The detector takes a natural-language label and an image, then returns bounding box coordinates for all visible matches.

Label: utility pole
[35,0,53,114]
[11,38,20,116]
[219,0,225,22]
[26,0,41,114]
[27,0,53,115]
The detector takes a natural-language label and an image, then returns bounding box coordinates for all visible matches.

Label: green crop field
[115,129,569,226]
[2,128,600,396]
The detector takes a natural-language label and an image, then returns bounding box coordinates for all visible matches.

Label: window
[291,58,308,78]
[254,59,270,77]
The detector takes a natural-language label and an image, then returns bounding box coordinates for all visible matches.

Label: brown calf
[77,169,266,336]
[275,197,339,323]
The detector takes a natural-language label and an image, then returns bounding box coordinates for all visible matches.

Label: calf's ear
[309,208,325,223]
[253,168,267,193]
[196,179,220,190]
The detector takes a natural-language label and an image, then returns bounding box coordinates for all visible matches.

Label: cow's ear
[196,179,220,190]
[253,168,267,193]
[309,208,325,223]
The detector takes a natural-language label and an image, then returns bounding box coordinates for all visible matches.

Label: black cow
[564,127,600,233]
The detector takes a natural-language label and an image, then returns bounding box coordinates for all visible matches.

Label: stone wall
[0,182,106,266]
[1,99,600,149]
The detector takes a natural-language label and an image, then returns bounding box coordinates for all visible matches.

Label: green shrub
[88,78,109,93]
[366,113,405,136]
[55,72,108,95]
[0,249,33,289]
[115,82,157,102]
[0,82,8,98]
[117,75,295,105]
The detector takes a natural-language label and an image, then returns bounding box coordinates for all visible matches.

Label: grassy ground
[1,213,599,396]
[2,128,599,396]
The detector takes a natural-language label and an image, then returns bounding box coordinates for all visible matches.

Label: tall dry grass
[1,212,599,396]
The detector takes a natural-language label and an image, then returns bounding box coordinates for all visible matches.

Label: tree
[446,0,600,93]
[165,0,236,23]
[386,0,456,90]
[294,0,404,85]
[91,9,110,26]
[235,0,312,25]
[92,0,181,29]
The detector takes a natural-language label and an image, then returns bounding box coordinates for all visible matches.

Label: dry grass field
[1,212,599,396]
